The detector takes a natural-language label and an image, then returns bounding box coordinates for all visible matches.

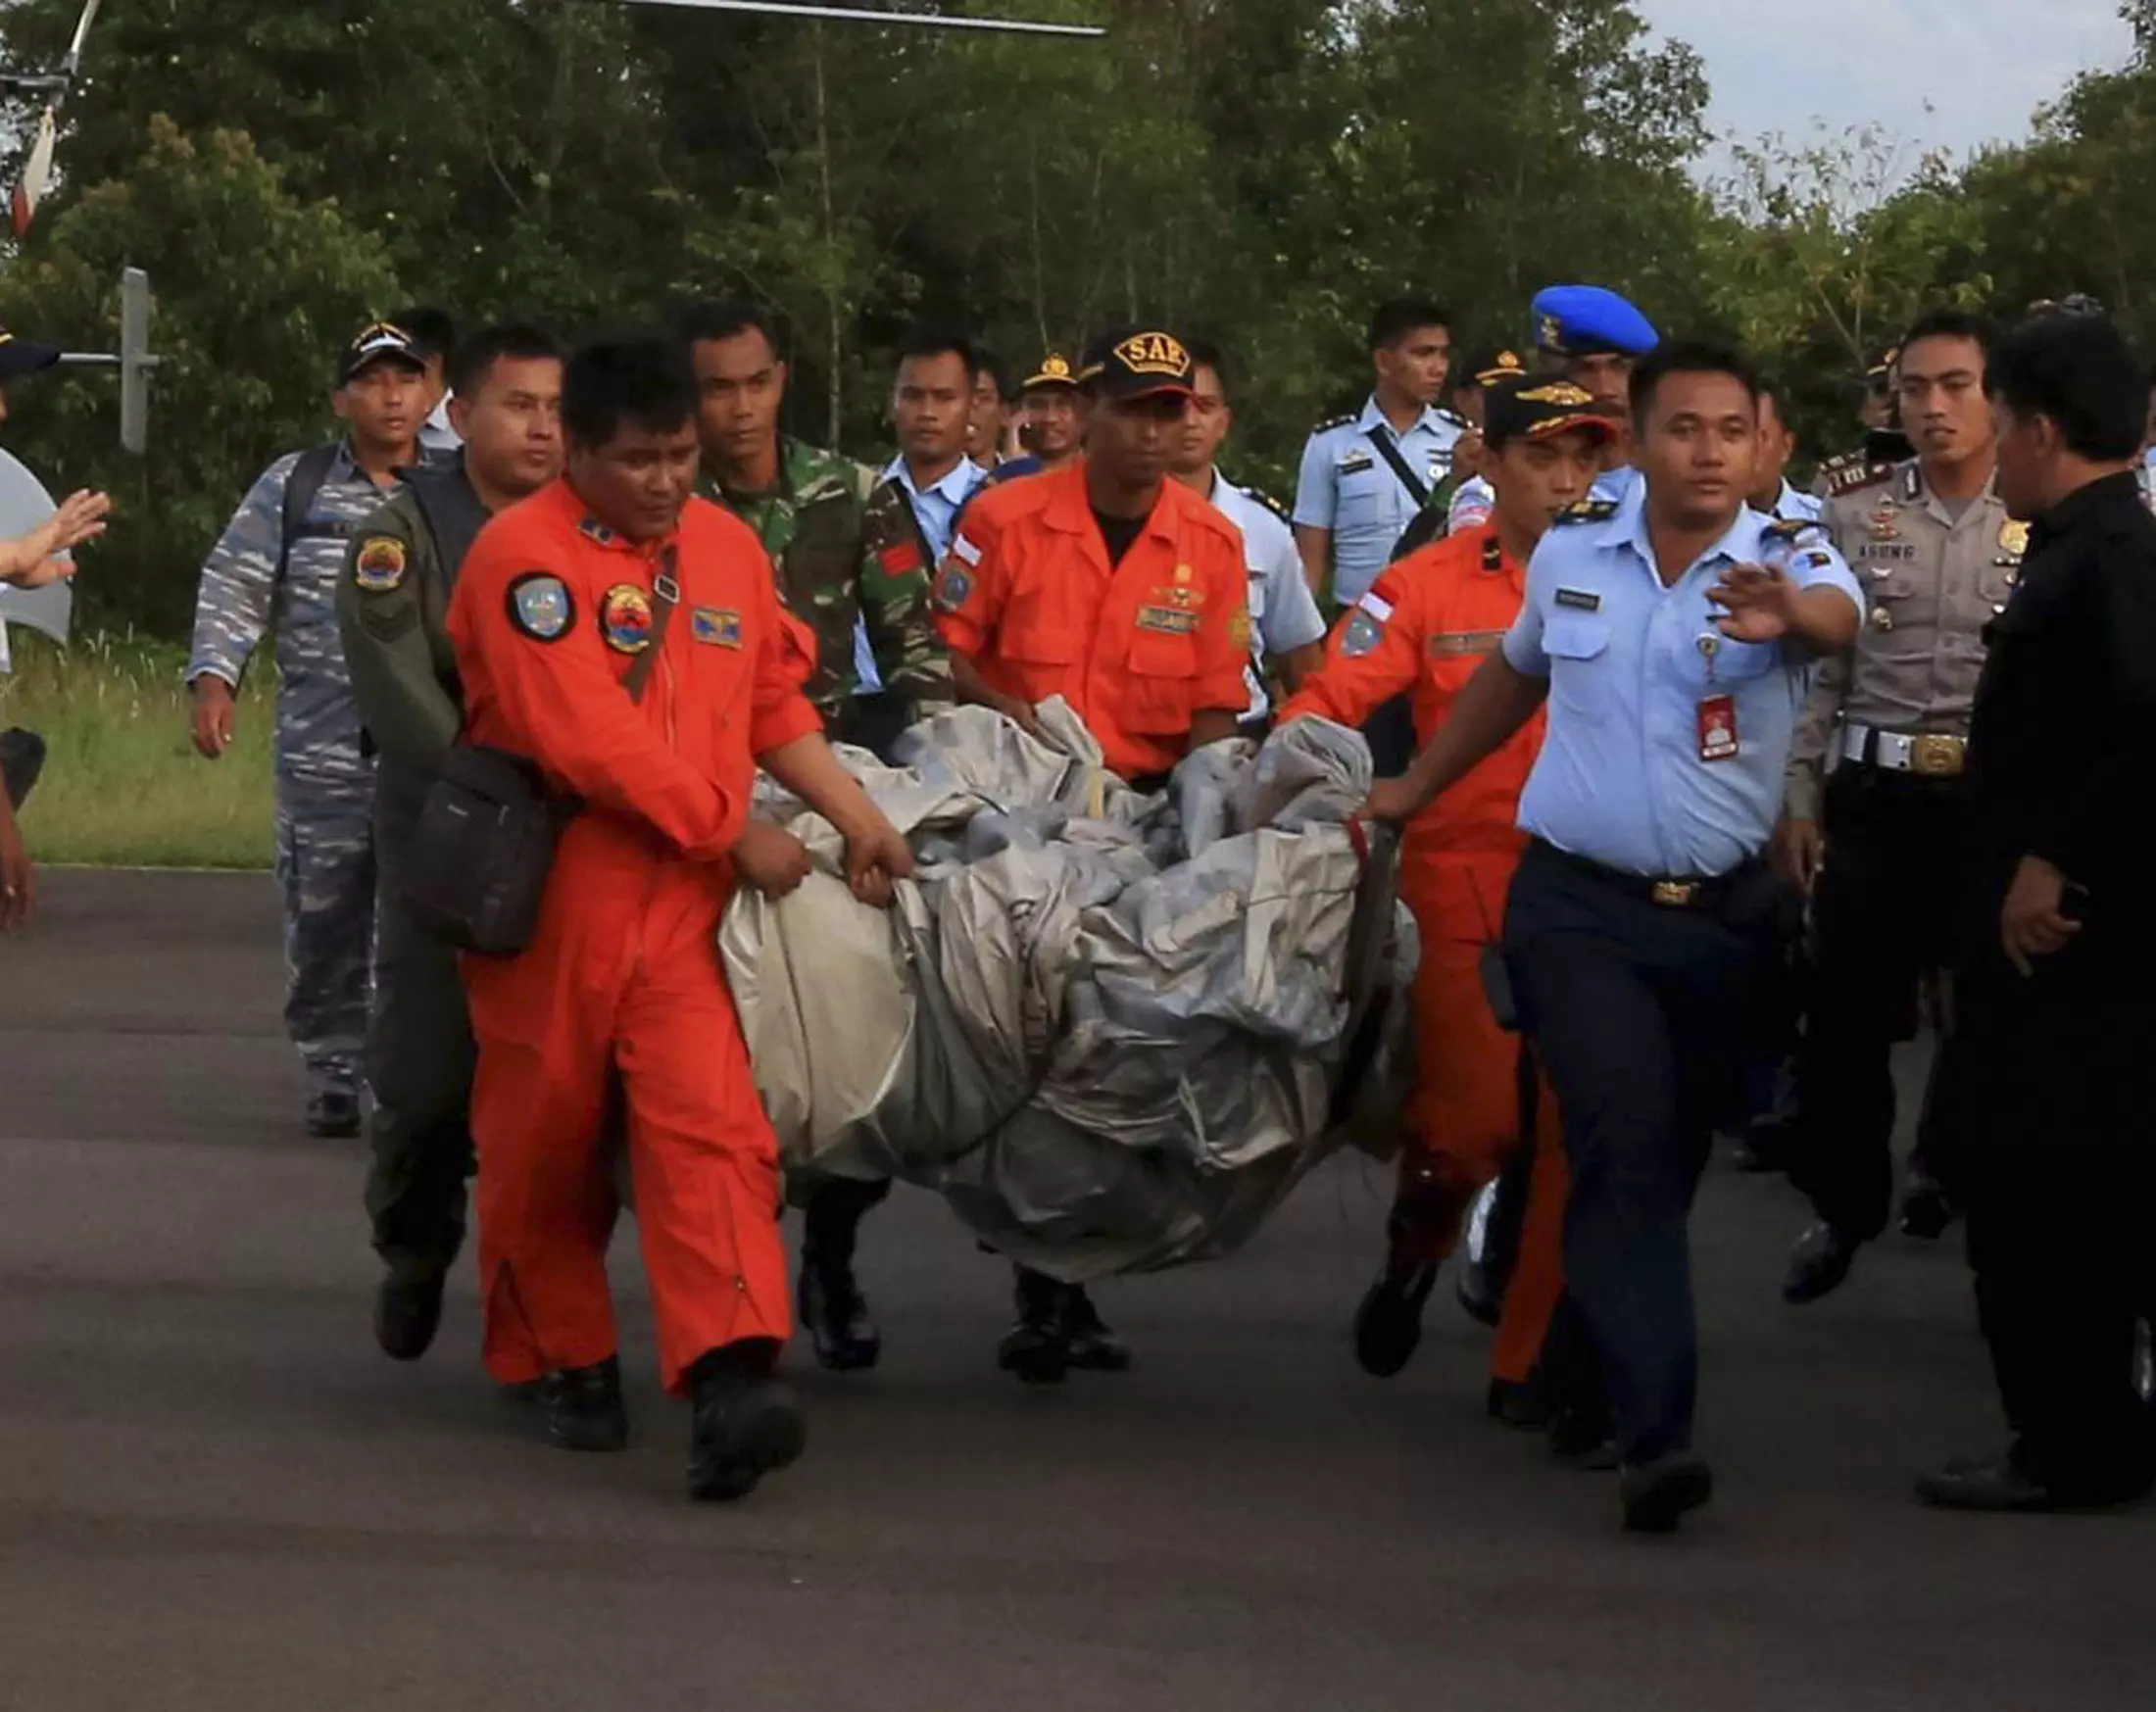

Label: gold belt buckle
[1910,734,1965,777]
[1650,880,1702,907]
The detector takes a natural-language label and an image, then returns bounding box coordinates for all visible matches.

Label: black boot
[997,1266,1070,1385]
[687,1344,807,1502]
[537,1355,628,1453]
[1898,1174,1956,1241]
[1061,1285,1132,1373]
[799,1186,883,1373]
[1354,1260,1438,1378]
[307,1087,362,1140]
[373,1260,446,1361]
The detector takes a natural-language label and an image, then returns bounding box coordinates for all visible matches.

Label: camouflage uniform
[334,458,490,1277]
[706,438,953,745]
[188,442,418,1099]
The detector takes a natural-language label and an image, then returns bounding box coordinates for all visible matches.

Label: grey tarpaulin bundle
[719,701,1418,1282]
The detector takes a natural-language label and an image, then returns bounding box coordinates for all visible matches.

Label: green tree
[0,117,400,633]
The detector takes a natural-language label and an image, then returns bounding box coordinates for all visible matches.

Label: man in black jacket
[335,325,565,1361]
[1918,309,2156,1513]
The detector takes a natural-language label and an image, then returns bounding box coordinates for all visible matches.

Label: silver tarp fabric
[719,701,1417,1281]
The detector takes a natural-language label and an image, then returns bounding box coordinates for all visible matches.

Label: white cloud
[1639,0,2133,161]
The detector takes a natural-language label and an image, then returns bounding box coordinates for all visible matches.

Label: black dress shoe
[1061,1286,1132,1373]
[687,1366,807,1502]
[1915,1454,2060,1512]
[306,1089,362,1139]
[1454,1258,1502,1329]
[538,1356,628,1453]
[1731,1115,1795,1175]
[373,1263,446,1361]
[1620,1450,1715,1533]
[1783,1222,1858,1304]
[1898,1178,1956,1242]
[998,1267,1069,1385]
[799,1248,881,1373]
[1487,1377,1551,1431]
[1354,1260,1438,1377]
[1549,1403,1618,1470]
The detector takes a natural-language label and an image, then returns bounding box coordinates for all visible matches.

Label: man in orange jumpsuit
[934,324,1250,1380]
[1281,374,1614,1405]
[449,337,914,1502]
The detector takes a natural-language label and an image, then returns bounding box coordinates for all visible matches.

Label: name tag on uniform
[1697,694,1740,762]
[1554,587,1601,611]
[1137,604,1200,636]
[1429,629,1505,659]
[1863,544,1919,565]
[1338,453,1375,476]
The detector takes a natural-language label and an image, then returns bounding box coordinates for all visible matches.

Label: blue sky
[1640,0,2135,161]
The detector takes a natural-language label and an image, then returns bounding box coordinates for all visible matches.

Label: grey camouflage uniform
[187,442,421,1096]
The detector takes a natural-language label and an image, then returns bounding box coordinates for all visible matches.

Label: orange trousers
[463,850,789,1397]
[1397,845,1568,1379]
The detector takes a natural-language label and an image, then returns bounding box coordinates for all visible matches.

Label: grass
[1,630,277,868]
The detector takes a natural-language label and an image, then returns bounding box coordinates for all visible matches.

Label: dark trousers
[1939,968,2156,1499]
[364,887,476,1275]
[1505,842,1778,1464]
[1790,766,1970,1238]
[1362,696,1417,778]
[2,726,46,808]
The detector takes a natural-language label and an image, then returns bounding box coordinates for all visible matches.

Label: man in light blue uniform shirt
[1292,298,1466,607]
[864,331,989,697]
[1370,338,1861,1535]
[1171,339,1327,722]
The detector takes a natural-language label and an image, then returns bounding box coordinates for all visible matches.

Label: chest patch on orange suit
[601,583,655,655]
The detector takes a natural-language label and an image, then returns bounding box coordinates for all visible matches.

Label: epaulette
[1311,414,1355,434]
[1242,483,1292,524]
[1823,454,1893,499]
[1552,499,1619,525]
[1435,406,1471,431]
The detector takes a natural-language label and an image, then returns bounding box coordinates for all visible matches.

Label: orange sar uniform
[1282,520,1570,1378]
[932,461,1250,782]
[448,478,823,1396]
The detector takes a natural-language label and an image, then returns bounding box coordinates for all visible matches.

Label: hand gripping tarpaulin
[719,702,1417,1281]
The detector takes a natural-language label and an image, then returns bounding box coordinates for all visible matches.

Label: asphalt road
[1,870,2147,1712]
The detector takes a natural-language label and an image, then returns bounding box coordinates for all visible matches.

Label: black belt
[1534,840,1759,910]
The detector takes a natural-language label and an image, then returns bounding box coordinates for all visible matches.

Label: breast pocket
[1335,461,1390,537]
[1121,631,1198,735]
[1543,612,1612,711]
[1000,622,1085,701]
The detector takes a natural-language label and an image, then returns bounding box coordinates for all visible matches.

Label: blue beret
[1531,285,1660,359]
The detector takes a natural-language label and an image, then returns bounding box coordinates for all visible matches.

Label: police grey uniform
[187,441,417,1103]
[1781,456,2021,1263]
[1292,397,1465,607]
[334,458,489,1295]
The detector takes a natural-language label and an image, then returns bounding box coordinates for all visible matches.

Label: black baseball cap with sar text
[1077,326,1197,402]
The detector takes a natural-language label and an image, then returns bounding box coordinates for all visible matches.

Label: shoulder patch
[1553,500,1619,526]
[1826,459,1894,498]
[353,534,409,593]
[508,573,575,642]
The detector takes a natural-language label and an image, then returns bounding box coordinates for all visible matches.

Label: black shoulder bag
[399,550,681,954]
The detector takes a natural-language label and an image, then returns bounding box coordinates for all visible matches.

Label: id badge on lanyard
[1696,633,1739,762]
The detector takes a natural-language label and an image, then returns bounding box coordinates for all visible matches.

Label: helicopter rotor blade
[585,0,1103,38]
